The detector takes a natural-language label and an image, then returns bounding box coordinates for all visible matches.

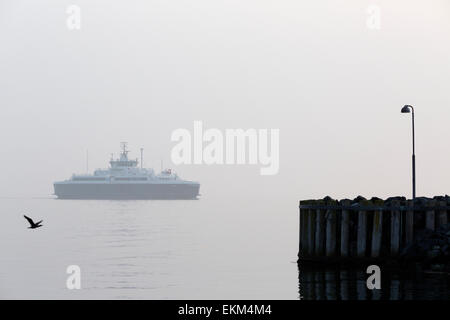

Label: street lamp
[401,105,416,199]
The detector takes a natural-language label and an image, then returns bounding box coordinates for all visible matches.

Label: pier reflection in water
[298,266,450,300]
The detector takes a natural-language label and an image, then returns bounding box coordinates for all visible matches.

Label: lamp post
[401,105,416,199]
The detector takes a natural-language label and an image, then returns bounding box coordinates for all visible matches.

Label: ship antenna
[140,148,143,169]
[161,159,163,172]
[120,142,128,156]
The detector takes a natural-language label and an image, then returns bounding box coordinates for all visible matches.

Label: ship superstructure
[54,143,200,199]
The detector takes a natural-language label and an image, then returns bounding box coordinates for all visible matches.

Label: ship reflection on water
[298,266,450,300]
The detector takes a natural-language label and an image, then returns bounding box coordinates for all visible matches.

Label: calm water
[0,195,298,299]
[1,196,449,299]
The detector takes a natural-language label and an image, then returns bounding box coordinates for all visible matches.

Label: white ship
[54,143,200,199]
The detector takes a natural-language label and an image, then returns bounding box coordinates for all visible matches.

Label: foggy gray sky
[1,0,450,200]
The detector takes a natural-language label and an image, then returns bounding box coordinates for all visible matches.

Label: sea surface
[0,196,449,300]
[0,194,298,299]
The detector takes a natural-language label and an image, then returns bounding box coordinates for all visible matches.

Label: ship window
[115,177,148,181]
[73,177,106,181]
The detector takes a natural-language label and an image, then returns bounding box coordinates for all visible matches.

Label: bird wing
[36,220,43,226]
[23,215,35,226]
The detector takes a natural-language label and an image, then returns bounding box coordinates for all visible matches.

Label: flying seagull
[24,215,43,229]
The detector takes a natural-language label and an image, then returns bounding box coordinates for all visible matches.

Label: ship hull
[54,183,200,200]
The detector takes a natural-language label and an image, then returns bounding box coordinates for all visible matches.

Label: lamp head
[401,105,412,113]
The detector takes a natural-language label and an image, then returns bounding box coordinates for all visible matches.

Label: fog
[1,0,450,200]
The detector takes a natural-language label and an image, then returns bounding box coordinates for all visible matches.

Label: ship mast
[120,142,129,158]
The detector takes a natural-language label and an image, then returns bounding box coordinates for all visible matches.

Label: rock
[385,196,406,202]
[339,199,352,205]
[352,195,366,203]
[413,197,432,206]
[401,222,450,271]
[322,196,338,205]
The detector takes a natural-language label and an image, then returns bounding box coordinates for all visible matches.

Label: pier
[298,196,450,266]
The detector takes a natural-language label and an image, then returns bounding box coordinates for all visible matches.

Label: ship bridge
[110,142,138,168]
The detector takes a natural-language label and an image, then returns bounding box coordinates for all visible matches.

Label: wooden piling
[298,196,449,265]
[315,209,325,256]
[437,200,448,228]
[340,200,350,258]
[299,206,306,257]
[425,200,436,231]
[308,209,316,256]
[357,210,367,258]
[325,208,337,257]
[405,200,414,246]
[305,209,311,256]
[302,208,310,256]
[299,207,303,257]
[371,209,383,258]
[390,200,401,256]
